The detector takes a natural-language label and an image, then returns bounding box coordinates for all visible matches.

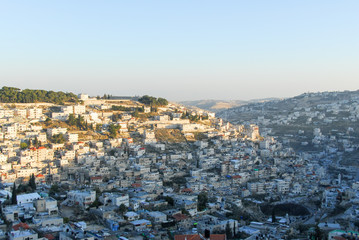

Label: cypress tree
[272,208,276,223]
[29,174,36,190]
[225,221,232,238]
[11,183,17,205]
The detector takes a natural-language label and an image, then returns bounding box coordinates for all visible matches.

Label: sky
[0,1,358,101]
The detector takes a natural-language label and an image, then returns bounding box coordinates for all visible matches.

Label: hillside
[180,98,278,112]
[218,90,359,166]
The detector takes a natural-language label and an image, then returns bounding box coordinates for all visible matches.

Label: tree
[68,114,76,126]
[45,117,52,125]
[271,208,276,223]
[233,221,236,237]
[77,115,85,129]
[313,225,324,240]
[51,134,66,143]
[11,183,17,205]
[28,174,36,190]
[118,204,127,215]
[108,124,120,138]
[225,221,233,239]
[89,198,101,208]
[49,184,60,196]
[112,113,119,122]
[197,192,208,211]
[157,98,168,106]
[164,196,174,206]
[150,106,158,113]
[138,95,168,106]
[133,108,139,118]
[33,136,39,148]
[96,124,102,132]
[181,208,190,215]
[0,86,78,104]
[20,142,28,149]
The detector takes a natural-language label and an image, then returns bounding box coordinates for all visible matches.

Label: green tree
[96,124,102,132]
[118,203,127,215]
[112,113,119,122]
[89,198,101,208]
[20,142,28,149]
[77,115,85,129]
[197,192,208,211]
[0,86,78,104]
[28,174,36,190]
[133,108,139,118]
[108,124,120,138]
[181,208,190,215]
[51,134,66,143]
[313,225,324,240]
[68,114,76,126]
[11,183,17,205]
[165,196,174,206]
[33,136,39,148]
[271,208,276,223]
[157,98,168,106]
[49,184,60,196]
[138,95,168,106]
[225,221,233,239]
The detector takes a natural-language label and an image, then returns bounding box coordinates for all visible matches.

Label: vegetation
[197,192,208,211]
[164,196,174,206]
[155,129,187,143]
[28,174,36,191]
[96,124,102,132]
[67,114,88,130]
[261,203,310,216]
[51,133,66,143]
[328,204,348,217]
[271,208,276,223]
[138,95,168,106]
[89,198,102,208]
[111,105,142,112]
[49,184,60,197]
[11,183,17,204]
[225,221,233,239]
[32,136,41,148]
[108,124,120,138]
[116,203,128,215]
[226,205,255,222]
[170,176,187,186]
[181,208,190,215]
[181,111,208,122]
[20,142,28,149]
[0,86,78,104]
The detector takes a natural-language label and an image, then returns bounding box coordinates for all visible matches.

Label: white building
[78,94,89,101]
[47,127,67,136]
[66,190,96,208]
[17,192,41,205]
[27,108,43,119]
[2,124,17,138]
[9,229,38,240]
[66,133,78,143]
[100,193,129,207]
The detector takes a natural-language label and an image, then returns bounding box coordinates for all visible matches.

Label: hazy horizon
[1,1,358,101]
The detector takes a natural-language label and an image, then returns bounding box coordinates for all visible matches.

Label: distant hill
[218,90,359,122]
[217,90,359,165]
[180,98,278,112]
[0,86,78,104]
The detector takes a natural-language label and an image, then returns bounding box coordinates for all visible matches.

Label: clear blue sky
[0,1,358,101]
